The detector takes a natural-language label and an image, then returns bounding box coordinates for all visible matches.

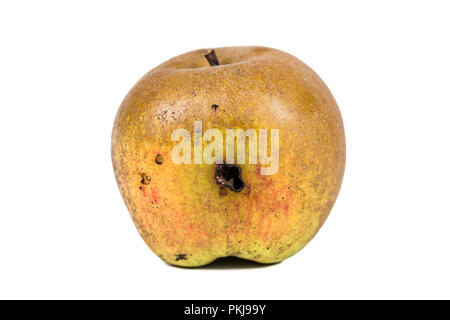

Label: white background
[1,1,449,299]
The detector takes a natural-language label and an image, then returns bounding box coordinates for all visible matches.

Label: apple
[111,47,345,266]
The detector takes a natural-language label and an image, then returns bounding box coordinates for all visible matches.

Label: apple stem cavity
[204,49,219,66]
[215,164,245,193]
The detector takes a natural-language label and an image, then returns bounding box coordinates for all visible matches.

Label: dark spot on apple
[155,154,163,165]
[175,254,187,261]
[211,104,219,111]
[140,173,151,184]
[139,186,143,190]
[214,164,245,192]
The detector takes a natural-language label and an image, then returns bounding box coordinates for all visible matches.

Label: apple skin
[111,47,345,267]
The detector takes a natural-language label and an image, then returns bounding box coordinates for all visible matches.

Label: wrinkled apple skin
[111,47,345,267]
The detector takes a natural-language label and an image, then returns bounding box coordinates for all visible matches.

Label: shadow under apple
[167,256,281,270]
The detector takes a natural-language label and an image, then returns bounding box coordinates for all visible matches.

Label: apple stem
[204,49,219,66]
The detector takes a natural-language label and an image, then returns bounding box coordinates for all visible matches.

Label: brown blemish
[211,104,219,111]
[155,154,163,165]
[214,164,245,192]
[140,173,151,185]
[156,110,168,122]
[175,254,187,261]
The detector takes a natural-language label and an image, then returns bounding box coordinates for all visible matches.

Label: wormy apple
[111,47,345,267]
